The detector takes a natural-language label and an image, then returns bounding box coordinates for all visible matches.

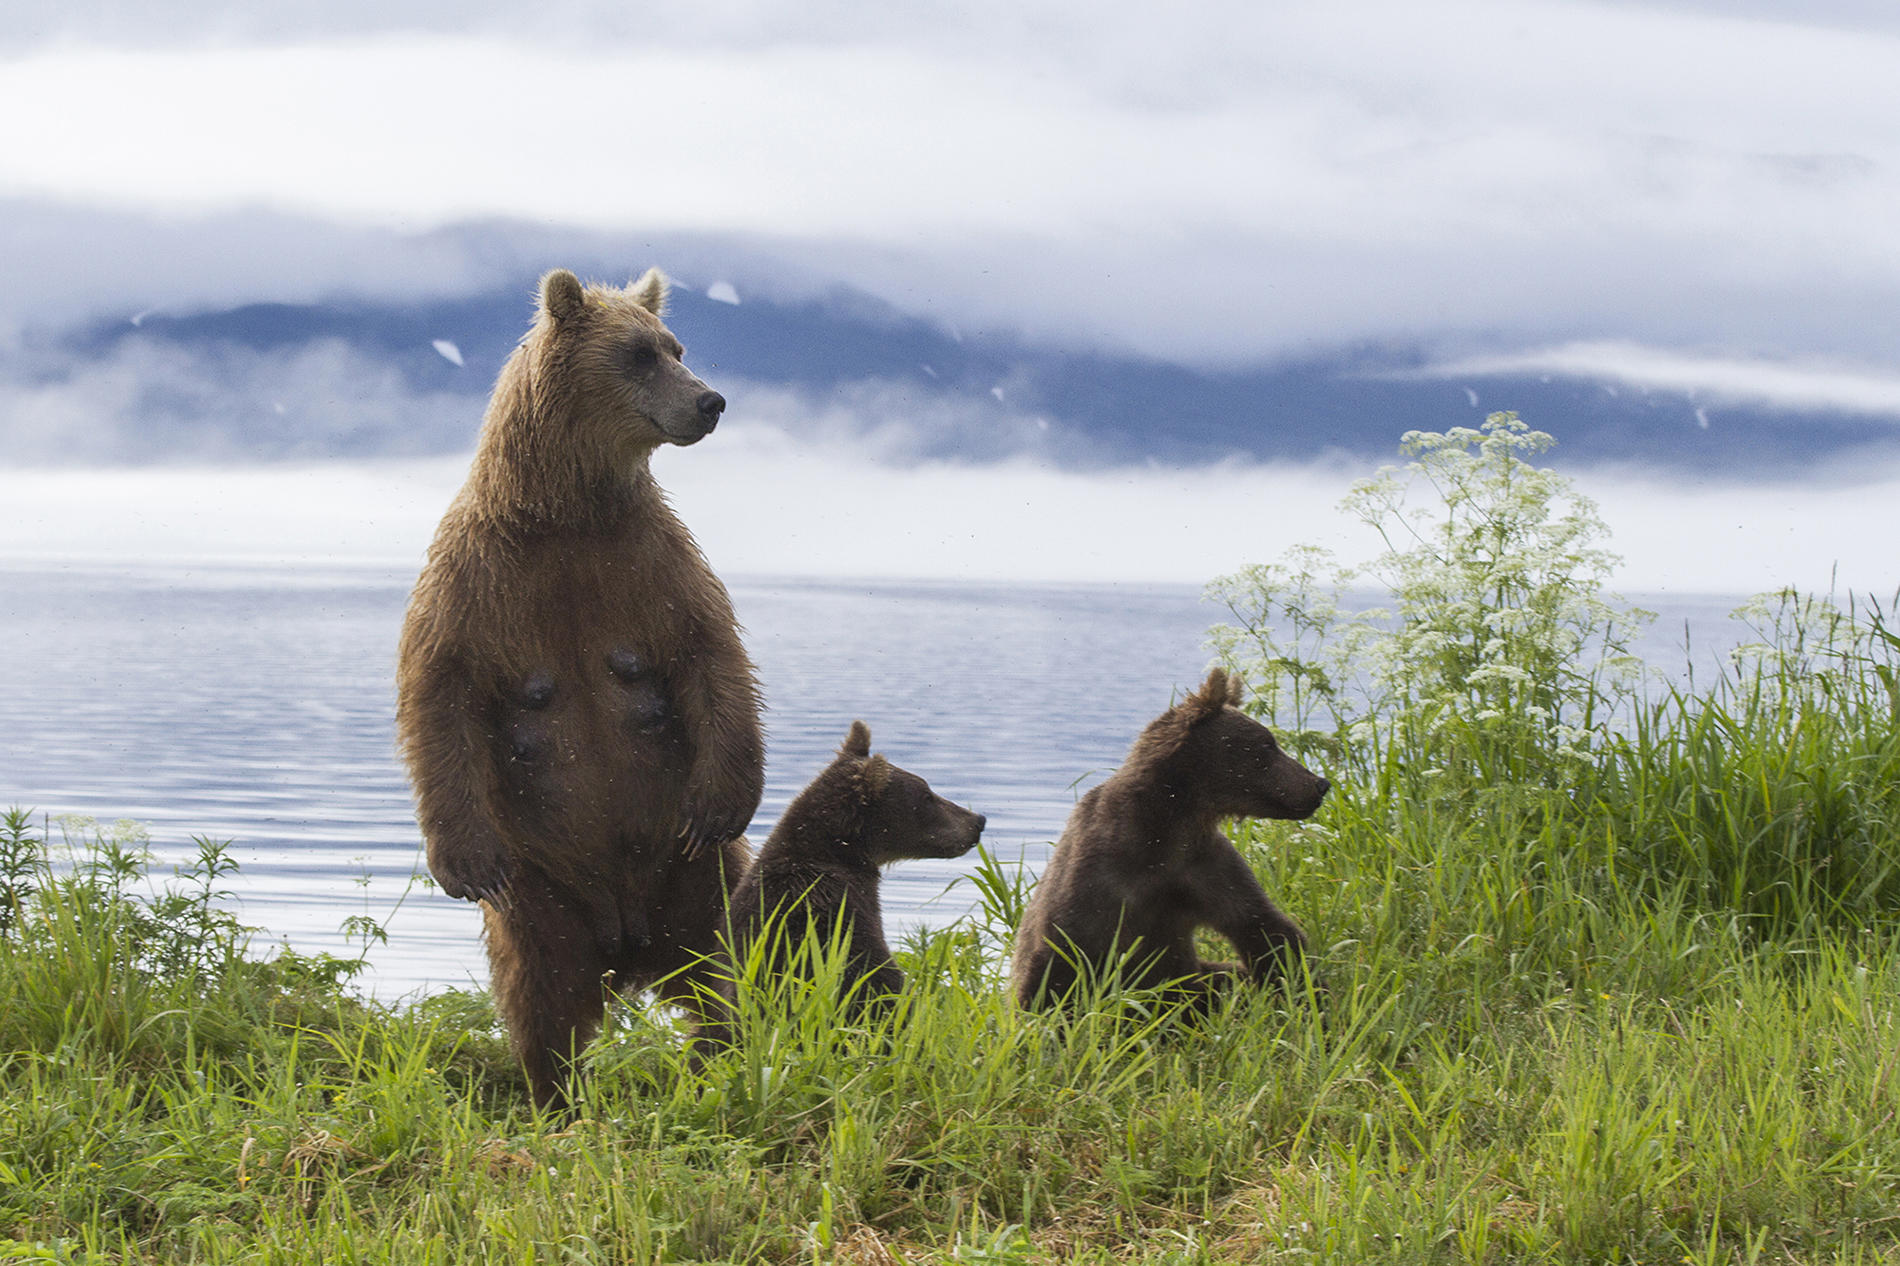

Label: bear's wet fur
[1011,668,1329,1010]
[704,721,985,1046]
[396,267,764,1109]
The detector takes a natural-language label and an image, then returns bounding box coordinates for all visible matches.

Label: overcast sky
[2,0,1895,591]
[8,2,1899,359]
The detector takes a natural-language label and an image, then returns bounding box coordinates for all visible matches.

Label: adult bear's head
[534,267,727,449]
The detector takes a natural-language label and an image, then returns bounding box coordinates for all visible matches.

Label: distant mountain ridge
[54,280,1897,474]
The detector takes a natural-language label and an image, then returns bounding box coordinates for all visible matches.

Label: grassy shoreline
[6,419,1897,1263]
[2,703,1896,1264]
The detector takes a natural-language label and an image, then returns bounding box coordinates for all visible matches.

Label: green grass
[5,658,1900,1264]
[5,556,1900,1261]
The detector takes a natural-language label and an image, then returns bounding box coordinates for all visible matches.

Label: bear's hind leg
[642,834,751,1026]
[483,884,614,1112]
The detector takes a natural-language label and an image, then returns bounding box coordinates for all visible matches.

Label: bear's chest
[494,532,707,691]
[1101,846,1212,921]
[475,525,716,795]
[497,641,682,765]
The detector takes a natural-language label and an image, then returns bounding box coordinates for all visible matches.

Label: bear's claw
[678,812,747,860]
[676,785,751,860]
[433,852,514,904]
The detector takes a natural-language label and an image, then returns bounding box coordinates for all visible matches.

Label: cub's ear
[840,720,872,760]
[1225,672,1245,707]
[629,266,669,316]
[1182,667,1232,724]
[540,269,586,322]
[860,754,893,799]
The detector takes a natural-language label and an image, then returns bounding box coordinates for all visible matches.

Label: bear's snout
[1249,752,1331,820]
[922,803,986,859]
[696,391,726,428]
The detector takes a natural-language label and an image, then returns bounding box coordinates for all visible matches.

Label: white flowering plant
[1209,412,1651,794]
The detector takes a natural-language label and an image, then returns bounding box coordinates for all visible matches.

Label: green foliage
[954,841,1034,980]
[1210,412,1900,938]
[0,793,1898,1261]
[1601,588,1900,935]
[1210,412,1650,791]
[0,808,38,941]
[4,415,1899,1260]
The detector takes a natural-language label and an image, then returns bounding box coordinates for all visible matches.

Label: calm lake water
[0,562,1747,999]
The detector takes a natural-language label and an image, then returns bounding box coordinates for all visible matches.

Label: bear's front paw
[429,842,515,903]
[675,793,752,861]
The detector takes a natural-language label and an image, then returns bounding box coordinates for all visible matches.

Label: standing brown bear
[700,721,986,1049]
[1011,668,1328,1010]
[397,267,764,1109]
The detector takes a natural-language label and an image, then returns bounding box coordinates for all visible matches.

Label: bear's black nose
[973,814,987,832]
[1315,777,1331,797]
[697,391,726,424]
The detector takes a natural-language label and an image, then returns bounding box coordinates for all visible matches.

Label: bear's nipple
[521,671,556,708]
[605,647,669,733]
[510,720,551,762]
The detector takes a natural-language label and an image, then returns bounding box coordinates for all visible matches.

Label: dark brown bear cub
[1011,668,1328,1010]
[709,722,985,1038]
[397,268,764,1110]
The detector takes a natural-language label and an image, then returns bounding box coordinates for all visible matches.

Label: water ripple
[0,564,1749,999]
[2,565,1218,998]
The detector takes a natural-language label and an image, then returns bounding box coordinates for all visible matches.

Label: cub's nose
[972,814,988,832]
[1315,777,1332,797]
[696,390,726,426]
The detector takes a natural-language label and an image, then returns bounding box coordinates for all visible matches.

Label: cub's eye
[628,344,659,373]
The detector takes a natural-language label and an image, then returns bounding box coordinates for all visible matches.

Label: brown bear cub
[1011,668,1328,1010]
[702,722,985,1046]
[396,268,765,1109]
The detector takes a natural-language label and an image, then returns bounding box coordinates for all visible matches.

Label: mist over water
[0,562,1757,999]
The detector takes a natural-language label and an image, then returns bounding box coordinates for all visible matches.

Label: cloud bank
[0,334,481,463]
[0,2,1890,597]
[2,2,1898,366]
[4,438,1892,598]
[1418,343,1900,423]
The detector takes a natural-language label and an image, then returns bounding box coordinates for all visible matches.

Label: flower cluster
[1209,412,1651,791]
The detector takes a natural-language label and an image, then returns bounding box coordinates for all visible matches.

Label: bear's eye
[627,344,659,374]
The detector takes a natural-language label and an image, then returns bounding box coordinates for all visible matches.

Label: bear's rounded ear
[860,754,893,799]
[1225,672,1245,707]
[841,720,872,759]
[540,269,586,322]
[1182,667,1231,724]
[629,267,669,317]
